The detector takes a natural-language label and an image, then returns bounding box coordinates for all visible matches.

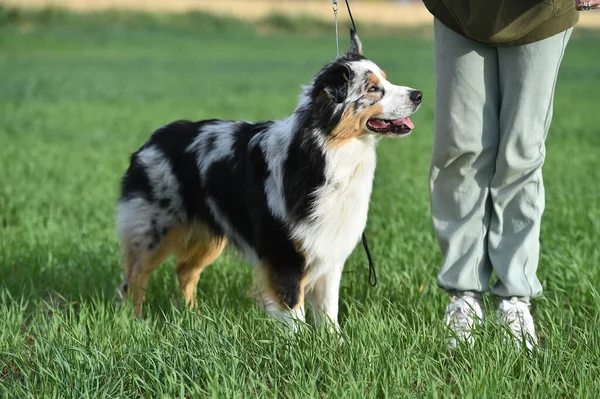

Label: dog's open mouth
[366,117,414,135]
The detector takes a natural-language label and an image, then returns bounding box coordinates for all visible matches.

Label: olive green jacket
[422,0,579,45]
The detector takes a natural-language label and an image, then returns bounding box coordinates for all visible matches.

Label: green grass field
[1,8,600,397]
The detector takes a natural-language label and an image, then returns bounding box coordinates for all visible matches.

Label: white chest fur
[291,136,377,279]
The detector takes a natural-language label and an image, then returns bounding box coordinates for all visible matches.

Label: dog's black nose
[410,90,423,105]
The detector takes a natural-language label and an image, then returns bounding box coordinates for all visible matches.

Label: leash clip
[331,0,358,57]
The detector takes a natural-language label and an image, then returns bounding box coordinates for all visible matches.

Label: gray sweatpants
[429,19,572,301]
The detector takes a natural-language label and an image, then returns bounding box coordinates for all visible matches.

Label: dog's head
[308,30,422,145]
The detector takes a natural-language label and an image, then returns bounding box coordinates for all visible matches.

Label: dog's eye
[368,86,379,93]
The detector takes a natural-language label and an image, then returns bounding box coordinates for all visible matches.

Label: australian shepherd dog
[116,31,422,334]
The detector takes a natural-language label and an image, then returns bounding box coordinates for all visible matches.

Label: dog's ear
[348,29,363,56]
[320,63,352,104]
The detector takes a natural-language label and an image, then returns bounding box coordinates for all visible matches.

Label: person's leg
[490,28,573,300]
[430,19,501,347]
[490,28,572,350]
[430,19,499,297]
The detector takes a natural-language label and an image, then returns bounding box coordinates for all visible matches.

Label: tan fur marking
[122,225,226,317]
[175,228,227,308]
[295,277,306,311]
[124,234,176,317]
[251,264,280,309]
[367,72,381,87]
[328,72,384,147]
[292,240,309,260]
[380,69,387,79]
[252,262,306,312]
[329,102,384,148]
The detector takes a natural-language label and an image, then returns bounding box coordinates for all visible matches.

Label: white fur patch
[338,59,418,124]
[136,146,183,216]
[117,146,185,251]
[260,118,294,220]
[188,121,238,177]
[116,197,157,251]
[306,265,343,332]
[291,134,377,285]
[357,59,418,120]
[266,304,306,333]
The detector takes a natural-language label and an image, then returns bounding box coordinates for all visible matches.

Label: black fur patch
[310,53,365,104]
[121,120,224,234]
[158,197,171,209]
[202,121,273,247]
[149,218,161,249]
[205,132,217,153]
[199,121,307,307]
[283,125,326,222]
[309,56,369,135]
[120,153,154,202]
[147,120,223,233]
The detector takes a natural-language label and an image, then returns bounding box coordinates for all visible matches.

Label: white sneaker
[443,295,485,348]
[497,297,538,351]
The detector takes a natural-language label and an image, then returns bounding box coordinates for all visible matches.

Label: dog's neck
[281,90,378,265]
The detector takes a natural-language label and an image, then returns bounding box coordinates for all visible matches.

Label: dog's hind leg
[175,227,227,308]
[121,236,174,317]
[119,246,135,303]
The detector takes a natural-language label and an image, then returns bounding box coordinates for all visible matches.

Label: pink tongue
[391,117,414,129]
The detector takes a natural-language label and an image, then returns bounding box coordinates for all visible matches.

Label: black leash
[362,232,377,287]
[332,1,377,287]
[344,0,358,34]
[346,0,377,287]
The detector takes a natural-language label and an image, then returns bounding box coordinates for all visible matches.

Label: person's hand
[575,0,600,10]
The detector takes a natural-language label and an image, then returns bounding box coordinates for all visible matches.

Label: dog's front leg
[268,305,306,334]
[254,263,306,334]
[307,264,344,336]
